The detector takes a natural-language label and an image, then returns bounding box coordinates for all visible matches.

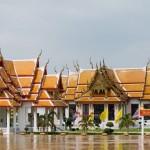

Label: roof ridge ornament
[73,60,80,72]
[60,66,65,75]
[100,61,102,69]
[38,49,42,59]
[0,48,4,66]
[103,58,105,67]
[90,57,94,69]
[96,63,98,70]
[54,67,57,74]
[66,64,69,71]
[146,58,150,67]
[45,59,50,67]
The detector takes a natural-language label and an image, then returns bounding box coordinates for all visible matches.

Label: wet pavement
[0,134,150,150]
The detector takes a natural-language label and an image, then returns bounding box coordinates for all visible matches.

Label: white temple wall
[18,103,32,132]
[0,108,7,127]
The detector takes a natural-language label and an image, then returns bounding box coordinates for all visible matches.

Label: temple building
[1,51,150,134]
[62,60,150,128]
[0,51,67,134]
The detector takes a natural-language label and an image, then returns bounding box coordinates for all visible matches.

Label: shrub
[106,122,114,128]
[103,128,114,134]
[24,127,29,133]
[71,128,76,132]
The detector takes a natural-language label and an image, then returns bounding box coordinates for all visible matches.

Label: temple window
[144,104,150,120]
[82,104,89,116]
[108,104,114,120]
[131,104,139,116]
[69,104,76,119]
[93,104,104,124]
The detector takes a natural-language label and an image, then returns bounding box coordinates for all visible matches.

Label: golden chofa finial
[73,60,79,72]
[45,59,50,67]
[96,63,98,70]
[60,66,65,75]
[38,49,42,59]
[146,58,150,67]
[100,61,102,68]
[66,64,69,71]
[54,67,57,74]
[103,58,105,67]
[90,57,94,69]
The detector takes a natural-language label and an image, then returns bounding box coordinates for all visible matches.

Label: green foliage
[103,128,114,134]
[119,113,135,133]
[106,122,114,128]
[37,109,57,133]
[24,127,29,133]
[48,109,57,133]
[63,117,73,130]
[78,116,95,133]
[37,115,47,132]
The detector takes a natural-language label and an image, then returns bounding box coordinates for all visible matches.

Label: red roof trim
[10,75,34,77]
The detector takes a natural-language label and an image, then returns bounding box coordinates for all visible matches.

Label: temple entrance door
[93,104,104,124]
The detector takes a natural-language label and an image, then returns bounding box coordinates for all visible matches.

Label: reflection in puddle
[0,134,150,150]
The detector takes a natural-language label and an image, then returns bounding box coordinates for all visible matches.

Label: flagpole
[141,104,144,136]
[141,116,144,136]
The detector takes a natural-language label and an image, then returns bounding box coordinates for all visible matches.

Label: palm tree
[37,115,46,132]
[48,109,57,133]
[78,116,95,133]
[119,113,135,133]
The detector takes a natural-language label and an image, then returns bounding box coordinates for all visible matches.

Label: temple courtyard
[0,134,150,150]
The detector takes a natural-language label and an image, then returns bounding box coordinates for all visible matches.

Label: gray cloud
[0,0,150,74]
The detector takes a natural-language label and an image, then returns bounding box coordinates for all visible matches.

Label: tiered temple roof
[62,61,150,103]
[0,51,67,108]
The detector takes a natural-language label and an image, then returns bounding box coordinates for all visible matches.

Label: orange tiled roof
[114,68,146,83]
[13,59,37,76]
[42,75,59,89]
[3,60,16,75]
[52,100,68,107]
[66,88,76,95]
[0,100,20,107]
[0,67,11,82]
[65,95,75,101]
[39,90,51,99]
[22,89,30,95]
[67,72,78,87]
[31,85,40,93]
[18,77,33,88]
[76,85,88,93]
[75,97,120,103]
[0,76,7,89]
[32,100,54,107]
[78,69,95,85]
[27,94,38,101]
[34,67,44,83]
[62,76,68,90]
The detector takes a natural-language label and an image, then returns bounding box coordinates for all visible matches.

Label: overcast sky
[0,0,150,74]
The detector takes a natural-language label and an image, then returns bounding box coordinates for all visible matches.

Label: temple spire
[0,48,4,67]
[44,59,50,75]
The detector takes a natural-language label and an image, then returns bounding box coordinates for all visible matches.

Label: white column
[13,108,16,133]
[7,108,10,134]
[141,116,144,136]
[45,108,48,133]
[65,107,69,118]
[33,108,37,132]
[59,108,63,129]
